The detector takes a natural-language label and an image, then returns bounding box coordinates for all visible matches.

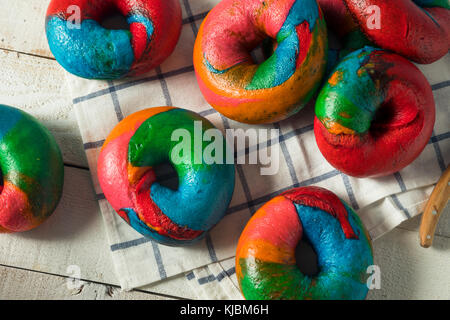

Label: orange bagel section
[101,106,175,151]
[193,0,328,124]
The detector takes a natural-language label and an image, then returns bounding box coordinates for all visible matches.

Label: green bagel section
[128,108,236,232]
[129,108,217,171]
[238,258,312,300]
[0,105,64,224]
[316,47,384,135]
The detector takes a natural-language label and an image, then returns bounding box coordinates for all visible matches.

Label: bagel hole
[372,102,398,127]
[371,86,420,133]
[295,238,319,277]
[154,162,179,191]
[101,9,129,31]
[249,37,274,65]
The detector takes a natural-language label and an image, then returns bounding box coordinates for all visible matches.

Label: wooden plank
[0,167,116,283]
[0,48,87,168]
[0,0,53,58]
[0,265,172,300]
[399,206,450,239]
[0,0,449,301]
[367,227,450,300]
[0,166,197,300]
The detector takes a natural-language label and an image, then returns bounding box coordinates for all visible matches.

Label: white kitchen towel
[67,0,450,293]
[185,257,243,300]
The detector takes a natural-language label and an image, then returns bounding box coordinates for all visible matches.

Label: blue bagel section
[0,105,23,140]
[272,0,319,87]
[46,14,154,79]
[295,203,374,299]
[46,17,134,79]
[120,149,236,247]
[150,160,236,232]
[246,0,320,90]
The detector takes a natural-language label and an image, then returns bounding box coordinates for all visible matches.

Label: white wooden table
[0,0,449,300]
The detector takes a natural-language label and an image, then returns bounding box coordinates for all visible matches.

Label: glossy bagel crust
[97,107,235,246]
[236,186,373,300]
[315,47,436,178]
[194,0,328,124]
[321,0,450,64]
[0,105,64,233]
[46,0,182,79]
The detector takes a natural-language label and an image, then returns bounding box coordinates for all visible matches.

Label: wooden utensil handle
[419,166,450,248]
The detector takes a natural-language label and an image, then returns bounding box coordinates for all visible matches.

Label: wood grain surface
[0,0,449,300]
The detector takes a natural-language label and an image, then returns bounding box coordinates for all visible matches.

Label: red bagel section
[315,50,436,177]
[282,187,358,239]
[125,0,182,75]
[344,0,450,64]
[318,0,359,37]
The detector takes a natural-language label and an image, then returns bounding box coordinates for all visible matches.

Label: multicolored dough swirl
[194,0,328,124]
[236,186,373,300]
[98,107,235,246]
[0,105,64,233]
[46,0,182,79]
[314,47,436,177]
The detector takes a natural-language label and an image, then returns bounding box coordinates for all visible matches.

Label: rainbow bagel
[319,0,374,72]
[236,186,373,300]
[46,0,182,79]
[315,47,436,177]
[0,105,64,233]
[319,0,359,38]
[98,107,235,246]
[193,0,328,124]
[321,0,450,64]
